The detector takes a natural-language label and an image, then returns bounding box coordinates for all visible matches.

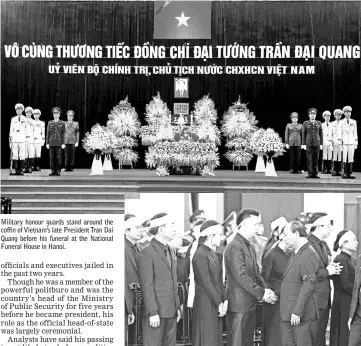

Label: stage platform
[2,169,360,213]
[2,169,361,193]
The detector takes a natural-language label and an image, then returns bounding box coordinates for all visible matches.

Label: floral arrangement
[141,93,173,145]
[222,97,258,166]
[107,97,140,167]
[145,141,220,176]
[192,95,221,145]
[250,128,266,155]
[83,124,116,158]
[141,93,220,176]
[255,128,285,161]
[144,92,172,128]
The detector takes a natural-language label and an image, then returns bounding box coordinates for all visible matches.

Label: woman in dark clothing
[330,229,358,346]
[189,220,227,346]
[261,225,292,346]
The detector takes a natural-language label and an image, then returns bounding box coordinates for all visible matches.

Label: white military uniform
[9,115,28,160]
[25,117,35,159]
[331,120,343,161]
[322,121,333,160]
[33,119,45,157]
[341,118,358,163]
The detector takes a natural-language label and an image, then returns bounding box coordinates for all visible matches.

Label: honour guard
[340,106,358,179]
[24,106,35,173]
[321,111,333,174]
[302,108,323,178]
[64,110,79,171]
[284,112,302,174]
[9,103,27,175]
[331,109,343,176]
[33,109,45,171]
[46,107,65,176]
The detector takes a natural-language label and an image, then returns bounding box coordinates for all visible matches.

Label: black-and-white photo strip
[124,192,361,346]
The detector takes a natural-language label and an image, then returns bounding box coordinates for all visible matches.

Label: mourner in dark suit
[348,255,361,346]
[285,112,303,173]
[301,108,323,178]
[224,209,277,346]
[262,216,288,262]
[64,110,79,171]
[189,220,227,346]
[262,223,292,346]
[307,214,343,346]
[136,213,181,346]
[124,214,143,346]
[330,230,358,346]
[281,223,320,346]
[46,107,65,176]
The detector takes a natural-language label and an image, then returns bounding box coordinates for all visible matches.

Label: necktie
[320,241,328,264]
[133,244,139,253]
[165,246,172,267]
[348,120,350,124]
[284,252,296,277]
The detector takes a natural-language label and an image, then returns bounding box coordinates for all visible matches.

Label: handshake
[218,300,228,317]
[262,288,278,304]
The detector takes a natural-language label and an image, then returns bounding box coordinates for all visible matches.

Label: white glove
[46,144,49,149]
[75,142,78,147]
[301,145,306,150]
[61,144,65,149]
[320,145,323,150]
[285,144,289,149]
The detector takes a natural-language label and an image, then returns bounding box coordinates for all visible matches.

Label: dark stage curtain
[1,1,360,170]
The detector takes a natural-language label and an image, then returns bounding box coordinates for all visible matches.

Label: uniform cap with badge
[52,107,62,114]
[333,109,343,116]
[290,112,299,119]
[33,109,41,116]
[342,106,352,112]
[308,108,317,115]
[15,103,25,111]
[322,111,331,118]
[67,110,75,116]
[25,107,33,114]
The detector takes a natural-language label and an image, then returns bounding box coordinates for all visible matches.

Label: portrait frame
[174,77,189,98]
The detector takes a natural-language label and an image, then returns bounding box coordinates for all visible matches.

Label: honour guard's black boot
[32,158,38,171]
[19,160,25,175]
[24,159,29,173]
[28,158,33,173]
[326,160,331,173]
[342,162,348,179]
[11,160,18,175]
[348,163,355,179]
[322,160,327,174]
[331,161,336,176]
[336,161,342,176]
[37,158,41,171]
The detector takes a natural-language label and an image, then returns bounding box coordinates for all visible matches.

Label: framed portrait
[174,77,189,98]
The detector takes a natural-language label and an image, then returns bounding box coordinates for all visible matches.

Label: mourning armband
[301,274,317,283]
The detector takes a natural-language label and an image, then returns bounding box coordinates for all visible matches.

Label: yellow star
[175,11,190,27]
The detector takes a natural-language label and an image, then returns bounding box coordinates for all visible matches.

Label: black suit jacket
[224,233,268,313]
[125,237,140,315]
[349,255,361,322]
[280,242,319,322]
[308,233,331,309]
[136,238,180,318]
